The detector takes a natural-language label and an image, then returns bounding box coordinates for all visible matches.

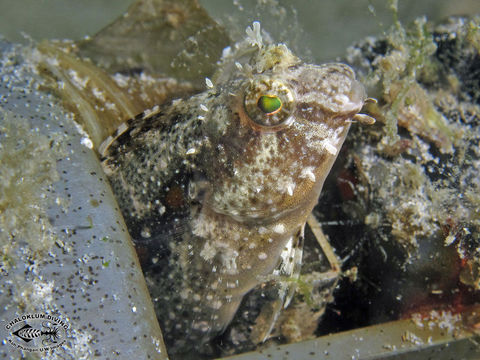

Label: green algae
[359,14,460,153]
[342,16,480,291]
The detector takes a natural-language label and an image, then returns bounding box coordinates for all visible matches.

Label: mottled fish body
[102,31,369,353]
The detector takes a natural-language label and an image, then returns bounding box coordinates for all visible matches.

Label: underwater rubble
[314,15,480,333]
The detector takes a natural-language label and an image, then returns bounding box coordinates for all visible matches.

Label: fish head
[202,44,366,223]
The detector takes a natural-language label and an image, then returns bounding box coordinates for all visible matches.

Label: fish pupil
[257,95,282,115]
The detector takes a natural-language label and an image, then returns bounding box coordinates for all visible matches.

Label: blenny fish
[101,23,372,354]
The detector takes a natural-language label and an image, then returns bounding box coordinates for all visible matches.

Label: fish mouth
[345,79,367,112]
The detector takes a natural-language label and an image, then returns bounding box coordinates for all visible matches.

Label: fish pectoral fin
[254,297,284,343]
[253,226,306,343]
[283,227,305,308]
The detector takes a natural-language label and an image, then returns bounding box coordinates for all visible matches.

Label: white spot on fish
[287,183,295,196]
[210,300,223,310]
[273,223,286,234]
[300,166,316,182]
[141,227,151,238]
[258,226,267,234]
[322,139,338,155]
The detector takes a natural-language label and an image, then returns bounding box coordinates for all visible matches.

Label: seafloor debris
[313,15,480,331]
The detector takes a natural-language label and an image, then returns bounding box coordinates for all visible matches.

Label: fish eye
[244,78,294,129]
[257,95,282,115]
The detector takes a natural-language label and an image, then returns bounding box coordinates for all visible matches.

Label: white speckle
[158,206,166,215]
[334,94,350,105]
[180,289,190,300]
[92,87,106,101]
[444,234,456,246]
[258,226,267,234]
[200,104,208,112]
[248,243,256,249]
[186,148,196,155]
[105,101,117,110]
[28,280,55,304]
[235,61,243,70]
[200,241,216,262]
[74,121,94,150]
[80,137,93,149]
[258,252,268,260]
[132,306,137,313]
[222,46,231,58]
[197,115,205,120]
[246,21,263,47]
[322,139,338,155]
[112,73,129,87]
[300,167,316,182]
[210,300,223,310]
[273,223,286,234]
[141,228,151,238]
[205,78,214,88]
[287,183,295,196]
[68,69,88,88]
[152,336,164,353]
[46,57,59,67]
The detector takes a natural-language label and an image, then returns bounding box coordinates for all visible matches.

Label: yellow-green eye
[257,95,282,115]
[244,78,294,129]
